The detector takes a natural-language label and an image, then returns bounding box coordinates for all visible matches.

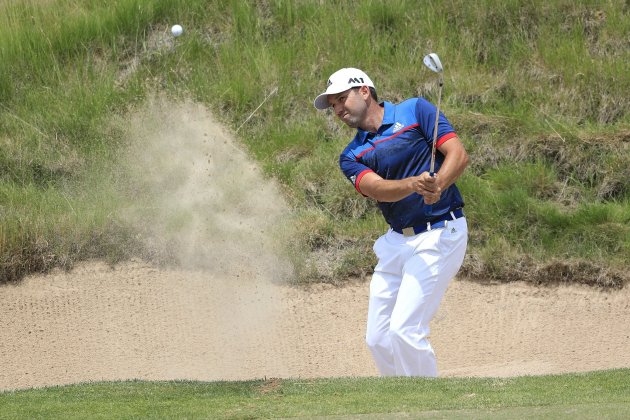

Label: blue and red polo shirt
[339,98,465,231]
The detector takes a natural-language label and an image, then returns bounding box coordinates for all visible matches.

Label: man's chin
[344,118,359,128]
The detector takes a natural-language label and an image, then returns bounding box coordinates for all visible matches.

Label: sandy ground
[2,99,628,391]
[1,261,629,391]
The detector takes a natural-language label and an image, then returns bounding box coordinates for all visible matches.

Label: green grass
[1,369,629,419]
[1,0,629,285]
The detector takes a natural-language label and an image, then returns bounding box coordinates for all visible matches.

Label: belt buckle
[402,227,415,237]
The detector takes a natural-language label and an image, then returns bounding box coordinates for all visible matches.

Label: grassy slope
[0,0,628,285]
[1,369,629,418]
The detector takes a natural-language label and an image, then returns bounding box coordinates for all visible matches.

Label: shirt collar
[356,101,395,143]
[381,101,395,126]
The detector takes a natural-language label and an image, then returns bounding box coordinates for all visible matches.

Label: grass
[0,369,629,419]
[1,0,629,285]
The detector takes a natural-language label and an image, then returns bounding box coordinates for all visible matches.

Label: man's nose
[333,103,343,117]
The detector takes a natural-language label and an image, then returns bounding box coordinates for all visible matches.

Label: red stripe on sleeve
[436,132,457,148]
[355,169,373,196]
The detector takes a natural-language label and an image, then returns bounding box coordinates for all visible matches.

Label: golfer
[313,68,469,377]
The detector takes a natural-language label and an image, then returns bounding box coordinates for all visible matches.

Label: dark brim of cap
[313,92,332,110]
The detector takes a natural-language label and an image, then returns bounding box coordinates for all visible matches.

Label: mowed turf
[1,369,629,419]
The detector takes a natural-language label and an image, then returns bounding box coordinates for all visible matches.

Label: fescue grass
[1,369,629,419]
[1,0,628,285]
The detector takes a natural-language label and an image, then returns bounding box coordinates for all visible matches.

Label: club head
[423,53,443,74]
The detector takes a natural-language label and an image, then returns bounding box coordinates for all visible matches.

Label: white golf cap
[313,68,375,110]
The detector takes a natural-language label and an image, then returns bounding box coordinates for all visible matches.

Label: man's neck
[360,102,385,134]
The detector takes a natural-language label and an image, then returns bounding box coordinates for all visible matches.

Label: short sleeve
[339,151,374,196]
[414,97,457,147]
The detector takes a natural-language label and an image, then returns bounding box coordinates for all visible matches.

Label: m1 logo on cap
[348,77,364,84]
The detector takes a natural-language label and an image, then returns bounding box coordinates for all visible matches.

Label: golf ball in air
[171,24,183,37]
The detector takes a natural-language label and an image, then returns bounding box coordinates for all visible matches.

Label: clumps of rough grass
[461,253,627,289]
[530,129,630,201]
[285,209,374,285]
[0,220,149,284]
[458,110,630,203]
[0,238,65,284]
[304,241,373,285]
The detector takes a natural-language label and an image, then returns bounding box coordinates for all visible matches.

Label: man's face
[327,87,368,128]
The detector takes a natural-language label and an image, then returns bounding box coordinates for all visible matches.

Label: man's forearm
[361,177,416,203]
[435,147,468,191]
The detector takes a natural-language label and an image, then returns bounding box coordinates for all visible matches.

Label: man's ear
[359,85,371,100]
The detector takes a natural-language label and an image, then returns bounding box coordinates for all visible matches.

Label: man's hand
[410,172,441,204]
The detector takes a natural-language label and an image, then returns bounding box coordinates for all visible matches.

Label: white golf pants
[366,217,468,377]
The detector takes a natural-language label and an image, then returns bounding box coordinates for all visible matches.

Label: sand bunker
[1,261,629,391]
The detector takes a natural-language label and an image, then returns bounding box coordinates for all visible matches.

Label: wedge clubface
[423,53,443,74]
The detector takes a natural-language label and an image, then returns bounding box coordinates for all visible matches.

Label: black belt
[393,208,464,237]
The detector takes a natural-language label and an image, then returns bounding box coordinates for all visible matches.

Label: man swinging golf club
[313,55,469,377]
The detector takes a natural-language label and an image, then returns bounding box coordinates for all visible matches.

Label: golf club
[423,52,443,216]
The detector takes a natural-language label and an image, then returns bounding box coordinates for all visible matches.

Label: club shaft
[429,79,443,174]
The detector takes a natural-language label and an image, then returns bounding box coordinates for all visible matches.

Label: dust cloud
[121,96,293,282]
